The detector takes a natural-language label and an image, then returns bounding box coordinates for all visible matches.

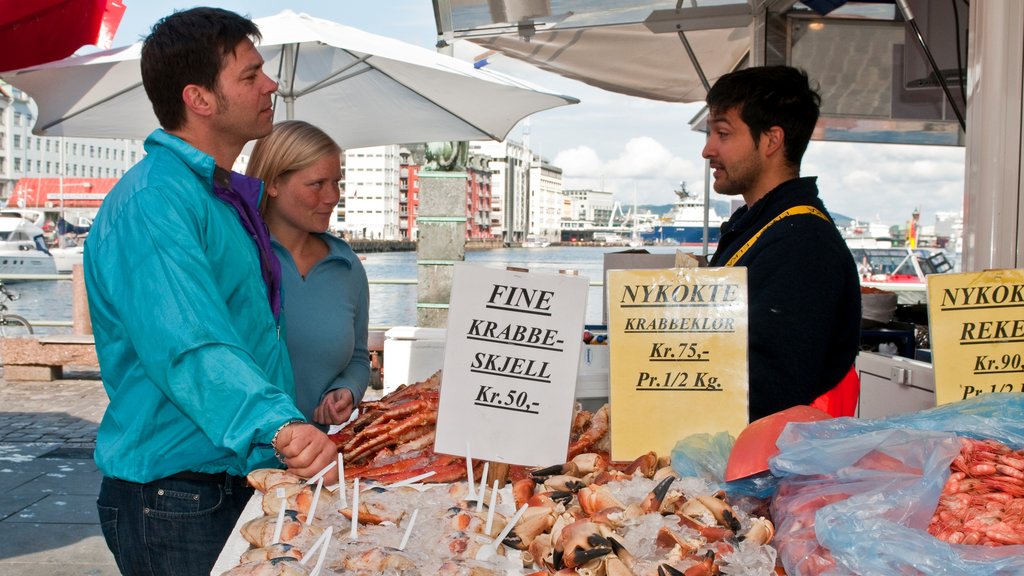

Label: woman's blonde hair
[246,120,342,213]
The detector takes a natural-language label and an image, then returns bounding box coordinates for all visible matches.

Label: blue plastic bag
[770,393,1024,576]
[669,431,782,499]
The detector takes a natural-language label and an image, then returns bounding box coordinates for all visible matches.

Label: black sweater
[709,177,861,421]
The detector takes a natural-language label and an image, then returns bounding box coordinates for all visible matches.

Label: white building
[343,145,402,240]
[528,156,563,240]
[0,80,144,213]
[563,189,615,225]
[471,139,530,244]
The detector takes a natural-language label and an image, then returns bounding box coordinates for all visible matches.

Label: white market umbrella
[0,9,578,149]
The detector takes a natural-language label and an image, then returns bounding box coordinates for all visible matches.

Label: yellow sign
[928,269,1024,405]
[606,267,749,461]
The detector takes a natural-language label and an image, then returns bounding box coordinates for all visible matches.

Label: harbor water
[4,245,692,334]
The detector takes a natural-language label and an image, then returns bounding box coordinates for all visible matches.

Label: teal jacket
[272,233,370,430]
[84,130,304,482]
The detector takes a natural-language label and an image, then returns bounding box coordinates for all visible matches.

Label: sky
[107,1,966,228]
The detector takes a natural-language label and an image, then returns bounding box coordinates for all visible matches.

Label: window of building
[14,158,21,171]
[13,134,21,148]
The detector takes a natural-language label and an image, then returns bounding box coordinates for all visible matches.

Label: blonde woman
[248,121,370,429]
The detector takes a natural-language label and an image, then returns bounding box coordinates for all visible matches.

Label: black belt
[168,471,249,486]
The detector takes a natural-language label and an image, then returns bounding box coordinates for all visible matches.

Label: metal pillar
[963,1,1024,270]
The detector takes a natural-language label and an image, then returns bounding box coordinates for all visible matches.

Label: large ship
[642,183,725,245]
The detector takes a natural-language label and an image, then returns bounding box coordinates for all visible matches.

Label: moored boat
[521,235,551,248]
[850,246,954,304]
[0,213,57,277]
[642,183,724,246]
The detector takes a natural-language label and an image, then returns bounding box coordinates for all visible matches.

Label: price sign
[928,269,1024,405]
[607,267,749,460]
[434,263,589,466]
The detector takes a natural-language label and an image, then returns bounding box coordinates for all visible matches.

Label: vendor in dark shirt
[703,66,861,421]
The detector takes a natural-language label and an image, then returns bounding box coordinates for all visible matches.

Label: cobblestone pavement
[0,368,105,448]
[0,367,117,575]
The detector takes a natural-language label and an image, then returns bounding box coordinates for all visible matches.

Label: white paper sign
[434,263,589,466]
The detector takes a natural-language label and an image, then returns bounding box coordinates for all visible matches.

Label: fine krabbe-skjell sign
[607,267,749,461]
[434,263,589,466]
[928,269,1024,405]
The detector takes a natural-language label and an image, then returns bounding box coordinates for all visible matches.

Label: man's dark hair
[706,66,821,168]
[140,7,261,130]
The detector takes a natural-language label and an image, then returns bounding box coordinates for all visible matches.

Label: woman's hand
[314,388,355,426]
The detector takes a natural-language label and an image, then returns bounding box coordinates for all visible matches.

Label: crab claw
[527,490,573,507]
[653,465,681,483]
[624,451,659,478]
[658,564,685,576]
[739,516,775,545]
[694,495,741,533]
[513,478,537,510]
[578,484,624,516]
[532,461,581,480]
[571,453,609,475]
[544,474,588,493]
[560,520,613,568]
[503,504,556,550]
[641,476,676,514]
[655,526,700,556]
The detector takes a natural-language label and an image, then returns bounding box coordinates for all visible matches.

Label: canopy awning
[0,0,126,72]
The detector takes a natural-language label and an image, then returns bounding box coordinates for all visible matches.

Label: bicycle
[0,281,34,337]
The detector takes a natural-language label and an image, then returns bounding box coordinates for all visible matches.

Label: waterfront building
[559,189,616,243]
[528,156,563,242]
[398,152,420,240]
[466,153,494,239]
[0,80,144,216]
[344,145,402,240]
[472,139,530,245]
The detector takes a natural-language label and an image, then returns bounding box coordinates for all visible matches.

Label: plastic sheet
[770,393,1024,576]
[669,431,782,499]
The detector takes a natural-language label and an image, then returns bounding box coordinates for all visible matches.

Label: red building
[399,161,420,240]
[7,178,116,211]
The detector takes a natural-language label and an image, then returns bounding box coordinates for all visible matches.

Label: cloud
[805,142,965,225]
[554,137,703,205]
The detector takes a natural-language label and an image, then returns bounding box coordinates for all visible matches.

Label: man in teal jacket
[84,8,339,575]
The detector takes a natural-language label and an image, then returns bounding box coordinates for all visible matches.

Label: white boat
[643,183,726,245]
[50,244,85,274]
[522,235,551,248]
[0,213,58,277]
[850,246,954,304]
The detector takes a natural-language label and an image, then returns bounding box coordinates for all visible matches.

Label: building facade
[528,156,563,241]
[1,80,145,221]
[465,153,493,239]
[343,145,402,240]
[471,139,530,245]
[398,154,421,240]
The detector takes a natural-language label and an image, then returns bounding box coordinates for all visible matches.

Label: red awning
[0,0,126,72]
[7,178,116,209]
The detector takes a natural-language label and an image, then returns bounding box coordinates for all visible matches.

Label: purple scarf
[212,168,282,322]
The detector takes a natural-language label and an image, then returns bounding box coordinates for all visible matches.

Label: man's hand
[313,388,355,426]
[274,423,339,484]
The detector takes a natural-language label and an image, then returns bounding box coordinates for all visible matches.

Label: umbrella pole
[282,43,296,120]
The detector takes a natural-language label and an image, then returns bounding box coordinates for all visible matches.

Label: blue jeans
[97,474,253,576]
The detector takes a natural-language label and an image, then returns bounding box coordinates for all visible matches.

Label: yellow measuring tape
[724,205,830,267]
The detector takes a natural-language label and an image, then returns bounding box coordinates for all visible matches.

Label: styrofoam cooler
[382,326,447,395]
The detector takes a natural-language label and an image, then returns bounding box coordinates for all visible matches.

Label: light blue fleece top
[84,129,304,482]
[272,232,370,430]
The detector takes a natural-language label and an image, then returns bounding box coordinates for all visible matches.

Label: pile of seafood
[221,454,779,575]
[928,437,1024,545]
[328,371,613,483]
